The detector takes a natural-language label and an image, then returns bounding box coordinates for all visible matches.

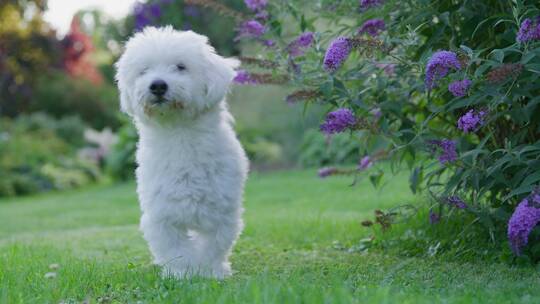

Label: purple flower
[358,156,373,170]
[360,0,384,10]
[262,39,276,48]
[425,51,461,90]
[318,167,338,178]
[429,211,441,224]
[233,70,256,85]
[134,3,151,30]
[370,107,382,119]
[148,3,162,17]
[429,139,458,164]
[244,0,267,12]
[446,196,468,209]
[457,109,486,133]
[296,32,315,47]
[184,5,200,17]
[358,19,385,37]
[320,108,357,135]
[508,193,540,255]
[133,2,163,31]
[288,32,315,57]
[448,79,472,97]
[236,20,266,40]
[323,37,352,72]
[517,17,540,43]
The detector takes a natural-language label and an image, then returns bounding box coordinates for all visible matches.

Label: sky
[43,0,139,36]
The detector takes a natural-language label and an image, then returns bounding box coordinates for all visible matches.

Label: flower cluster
[357,19,385,37]
[244,0,267,12]
[287,32,315,58]
[457,109,486,133]
[425,51,461,89]
[360,0,384,10]
[236,20,266,40]
[318,167,338,178]
[133,1,165,30]
[508,193,540,255]
[517,16,540,43]
[320,108,357,135]
[358,156,373,170]
[233,70,257,85]
[323,37,352,72]
[429,211,441,224]
[233,70,288,85]
[445,196,468,209]
[448,79,472,97]
[429,139,458,164]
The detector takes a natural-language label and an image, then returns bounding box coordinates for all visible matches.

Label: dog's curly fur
[115,27,248,279]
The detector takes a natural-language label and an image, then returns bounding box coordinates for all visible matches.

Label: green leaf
[519,171,540,189]
[300,14,307,32]
[369,171,384,189]
[491,49,505,63]
[409,166,423,194]
[503,184,535,202]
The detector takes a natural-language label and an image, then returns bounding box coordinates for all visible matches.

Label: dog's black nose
[149,79,168,97]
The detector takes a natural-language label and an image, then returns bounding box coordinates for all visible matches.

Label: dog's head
[115,27,239,122]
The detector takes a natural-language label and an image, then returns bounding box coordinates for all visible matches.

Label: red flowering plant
[190,0,540,260]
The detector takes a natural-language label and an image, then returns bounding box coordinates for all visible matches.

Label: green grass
[1,170,539,303]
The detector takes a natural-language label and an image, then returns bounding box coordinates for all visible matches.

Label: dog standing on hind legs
[115,26,249,279]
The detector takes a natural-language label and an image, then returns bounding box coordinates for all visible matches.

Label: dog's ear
[203,50,240,106]
[118,89,135,116]
[114,61,135,116]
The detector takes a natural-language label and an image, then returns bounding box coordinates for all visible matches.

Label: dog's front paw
[210,262,232,280]
[161,265,193,280]
[161,262,232,280]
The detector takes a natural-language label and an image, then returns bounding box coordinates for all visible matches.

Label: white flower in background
[78,128,118,164]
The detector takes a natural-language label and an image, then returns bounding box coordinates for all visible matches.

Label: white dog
[115,27,248,279]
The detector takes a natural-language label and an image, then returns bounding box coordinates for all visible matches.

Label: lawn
[1,170,539,303]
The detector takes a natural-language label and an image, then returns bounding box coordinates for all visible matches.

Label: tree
[62,16,103,85]
[0,0,60,116]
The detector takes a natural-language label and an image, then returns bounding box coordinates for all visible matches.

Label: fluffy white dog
[115,27,248,279]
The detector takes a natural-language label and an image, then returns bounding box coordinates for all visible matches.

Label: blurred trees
[125,0,246,56]
[62,16,103,85]
[0,0,61,116]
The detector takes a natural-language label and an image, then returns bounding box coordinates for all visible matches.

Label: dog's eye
[139,68,148,76]
[176,64,186,71]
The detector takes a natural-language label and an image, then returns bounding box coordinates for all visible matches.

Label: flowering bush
[0,114,100,197]
[187,0,540,260]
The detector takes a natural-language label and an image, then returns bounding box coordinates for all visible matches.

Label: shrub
[14,112,86,147]
[31,71,120,130]
[191,0,540,260]
[105,116,138,180]
[0,114,100,197]
[299,130,360,167]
